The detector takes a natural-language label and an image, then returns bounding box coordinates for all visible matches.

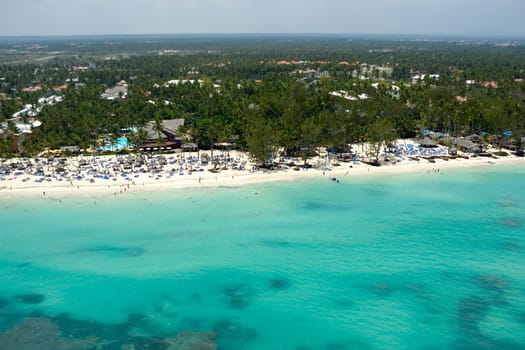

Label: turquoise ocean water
[0,164,524,349]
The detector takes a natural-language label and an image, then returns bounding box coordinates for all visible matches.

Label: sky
[0,0,524,37]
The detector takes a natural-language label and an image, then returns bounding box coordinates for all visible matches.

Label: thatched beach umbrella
[201,153,210,164]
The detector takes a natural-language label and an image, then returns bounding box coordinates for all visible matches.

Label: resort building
[139,119,186,152]
[101,80,128,100]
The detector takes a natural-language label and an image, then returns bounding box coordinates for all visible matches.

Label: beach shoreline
[1,147,524,199]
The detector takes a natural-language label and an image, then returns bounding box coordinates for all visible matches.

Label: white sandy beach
[1,145,524,198]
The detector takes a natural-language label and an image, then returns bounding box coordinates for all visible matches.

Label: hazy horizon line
[1,32,524,41]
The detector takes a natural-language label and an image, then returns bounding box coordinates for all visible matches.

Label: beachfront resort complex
[1,34,525,349]
[1,36,524,194]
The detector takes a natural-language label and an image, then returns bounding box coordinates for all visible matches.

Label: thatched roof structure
[453,138,482,153]
[143,119,185,140]
[181,143,198,151]
[419,137,438,148]
[466,134,481,142]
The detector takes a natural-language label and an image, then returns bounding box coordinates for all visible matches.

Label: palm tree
[153,116,164,152]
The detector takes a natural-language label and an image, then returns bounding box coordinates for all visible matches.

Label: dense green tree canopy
[0,36,524,158]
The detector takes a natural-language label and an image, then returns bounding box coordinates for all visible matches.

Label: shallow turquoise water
[1,164,525,349]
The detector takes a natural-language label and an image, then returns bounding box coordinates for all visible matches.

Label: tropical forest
[1,34,524,161]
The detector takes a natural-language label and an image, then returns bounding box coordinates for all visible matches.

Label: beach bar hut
[454,139,482,154]
[419,137,438,148]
